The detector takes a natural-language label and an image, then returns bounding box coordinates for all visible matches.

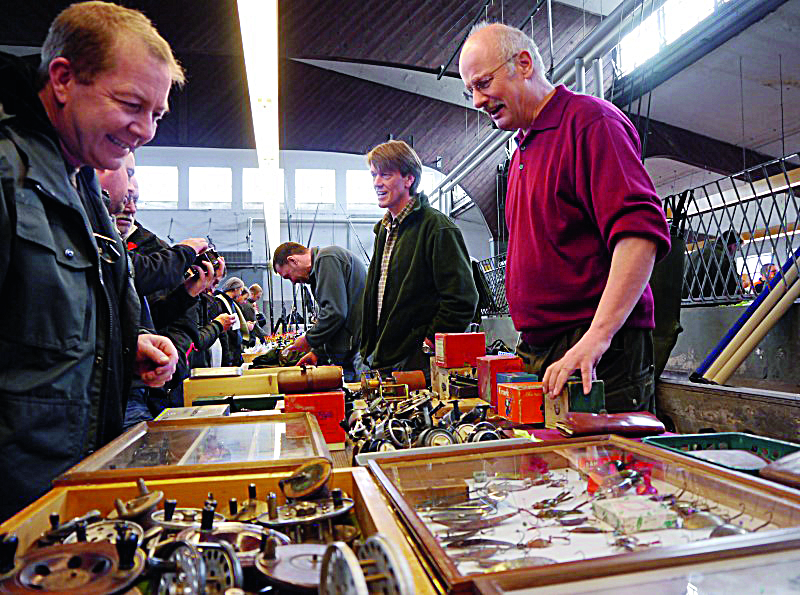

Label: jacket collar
[373,192,429,234]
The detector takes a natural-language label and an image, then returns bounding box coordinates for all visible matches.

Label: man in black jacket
[0,1,183,519]
[360,141,478,378]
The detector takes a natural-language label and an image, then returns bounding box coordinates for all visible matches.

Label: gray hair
[219,277,245,293]
[469,21,546,79]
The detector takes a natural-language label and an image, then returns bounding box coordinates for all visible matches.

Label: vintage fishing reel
[319,534,414,595]
[254,536,327,593]
[0,537,145,594]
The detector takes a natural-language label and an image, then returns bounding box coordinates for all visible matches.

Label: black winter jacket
[0,52,140,519]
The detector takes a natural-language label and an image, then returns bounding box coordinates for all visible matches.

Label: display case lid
[56,413,329,485]
[368,435,800,593]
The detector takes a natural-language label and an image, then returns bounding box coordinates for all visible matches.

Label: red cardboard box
[476,355,523,410]
[435,332,486,368]
[284,390,345,444]
[498,382,544,424]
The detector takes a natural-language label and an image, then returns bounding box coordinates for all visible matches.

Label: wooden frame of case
[0,468,435,591]
[368,435,800,594]
[54,413,330,485]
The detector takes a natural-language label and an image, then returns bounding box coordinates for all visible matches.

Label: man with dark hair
[0,1,184,518]
[274,242,367,381]
[459,23,670,412]
[360,140,478,377]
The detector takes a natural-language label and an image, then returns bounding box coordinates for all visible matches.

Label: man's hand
[135,334,179,387]
[298,351,319,367]
[542,328,611,399]
[246,320,255,331]
[178,237,209,255]
[214,313,236,331]
[184,260,214,297]
[291,334,311,353]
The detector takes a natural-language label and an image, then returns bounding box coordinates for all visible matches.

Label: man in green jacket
[360,140,478,377]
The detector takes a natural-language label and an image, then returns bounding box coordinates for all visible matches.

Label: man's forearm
[589,236,657,343]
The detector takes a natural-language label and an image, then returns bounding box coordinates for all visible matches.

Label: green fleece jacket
[360,193,478,369]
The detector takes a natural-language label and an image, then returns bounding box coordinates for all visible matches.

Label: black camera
[185,248,221,280]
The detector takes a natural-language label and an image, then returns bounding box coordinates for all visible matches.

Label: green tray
[643,432,800,474]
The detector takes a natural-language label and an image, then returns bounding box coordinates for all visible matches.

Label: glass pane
[135,166,178,210]
[244,167,284,208]
[346,169,377,208]
[189,166,232,209]
[85,418,317,470]
[295,169,335,208]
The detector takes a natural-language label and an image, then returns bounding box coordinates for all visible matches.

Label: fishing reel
[319,534,414,595]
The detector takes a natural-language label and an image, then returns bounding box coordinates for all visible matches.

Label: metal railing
[669,152,800,305]
[478,153,800,313]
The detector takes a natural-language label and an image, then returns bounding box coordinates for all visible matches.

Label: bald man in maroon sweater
[460,22,670,412]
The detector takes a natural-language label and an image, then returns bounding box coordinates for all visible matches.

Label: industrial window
[346,170,379,209]
[134,166,178,210]
[243,167,284,209]
[295,169,335,209]
[617,0,731,75]
[189,167,232,209]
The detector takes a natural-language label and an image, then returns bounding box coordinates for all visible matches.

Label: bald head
[460,22,552,131]
[97,151,136,216]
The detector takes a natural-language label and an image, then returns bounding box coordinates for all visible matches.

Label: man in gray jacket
[274,242,367,381]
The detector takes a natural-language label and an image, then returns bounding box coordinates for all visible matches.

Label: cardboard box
[498,382,544,423]
[155,405,230,420]
[476,355,524,410]
[435,332,486,368]
[496,371,539,384]
[545,379,606,429]
[431,364,475,398]
[592,495,680,533]
[284,390,346,444]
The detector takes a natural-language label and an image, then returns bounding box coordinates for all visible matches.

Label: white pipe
[704,264,800,380]
[592,57,604,98]
[713,275,800,384]
[575,58,585,93]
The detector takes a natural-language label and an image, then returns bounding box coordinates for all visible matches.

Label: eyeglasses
[463,53,518,100]
[93,232,121,264]
[123,193,139,206]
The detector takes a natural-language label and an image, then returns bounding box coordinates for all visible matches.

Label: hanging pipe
[575,58,585,93]
[592,57,604,98]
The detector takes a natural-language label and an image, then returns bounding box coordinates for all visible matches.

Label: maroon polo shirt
[506,85,670,345]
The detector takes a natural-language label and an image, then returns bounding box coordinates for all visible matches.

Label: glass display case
[474,548,800,594]
[56,413,329,485]
[368,435,800,594]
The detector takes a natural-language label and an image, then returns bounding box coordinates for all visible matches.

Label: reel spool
[195,541,243,595]
[254,542,327,593]
[279,459,332,500]
[319,534,414,595]
[152,540,206,595]
[0,540,145,595]
[177,522,290,566]
[63,520,144,545]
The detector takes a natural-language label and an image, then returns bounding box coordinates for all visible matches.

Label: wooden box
[0,468,433,592]
[368,435,800,594]
[54,413,329,485]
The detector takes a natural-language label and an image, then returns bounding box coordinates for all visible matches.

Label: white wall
[132,147,493,324]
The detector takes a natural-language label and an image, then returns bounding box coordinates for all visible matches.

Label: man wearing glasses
[459,23,670,413]
[0,2,183,519]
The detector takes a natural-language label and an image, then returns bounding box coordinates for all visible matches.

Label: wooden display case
[368,435,800,594]
[55,413,329,485]
[0,468,435,591]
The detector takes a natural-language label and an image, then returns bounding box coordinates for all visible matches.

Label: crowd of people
[1,3,675,520]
